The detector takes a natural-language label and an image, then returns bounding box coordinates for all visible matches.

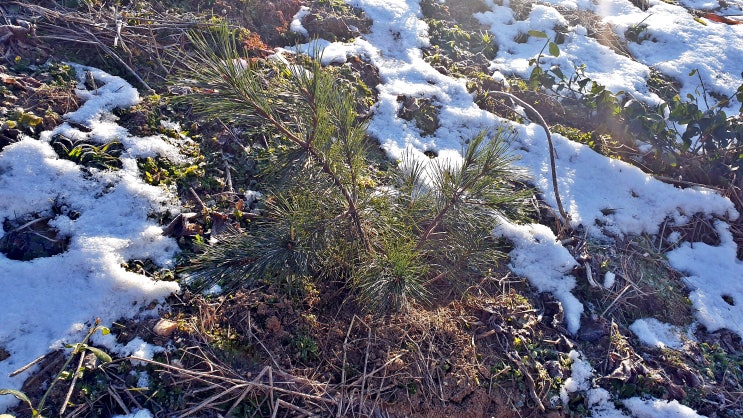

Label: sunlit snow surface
[0,65,181,411]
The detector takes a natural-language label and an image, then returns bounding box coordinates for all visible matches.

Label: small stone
[83,352,98,371]
[153,318,178,337]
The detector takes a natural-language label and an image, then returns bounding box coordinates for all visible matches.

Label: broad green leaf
[527,30,547,38]
[548,42,560,57]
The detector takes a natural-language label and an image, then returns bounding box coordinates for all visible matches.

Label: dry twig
[487,90,569,225]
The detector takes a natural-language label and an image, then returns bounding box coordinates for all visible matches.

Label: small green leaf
[689,69,697,77]
[527,30,548,38]
[100,326,111,336]
[84,346,112,363]
[550,66,564,80]
[0,389,33,410]
[548,42,560,57]
[18,112,43,128]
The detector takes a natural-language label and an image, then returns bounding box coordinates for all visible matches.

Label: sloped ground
[1,0,742,417]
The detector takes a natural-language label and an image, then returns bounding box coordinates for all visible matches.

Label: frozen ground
[1,0,742,415]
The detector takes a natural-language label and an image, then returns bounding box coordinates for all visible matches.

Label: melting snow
[0,66,181,411]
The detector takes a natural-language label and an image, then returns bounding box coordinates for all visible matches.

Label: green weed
[0,320,111,418]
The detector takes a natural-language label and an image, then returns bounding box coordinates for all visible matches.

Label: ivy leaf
[548,42,560,57]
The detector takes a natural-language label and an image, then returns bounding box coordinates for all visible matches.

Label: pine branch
[416,130,522,250]
[181,28,369,247]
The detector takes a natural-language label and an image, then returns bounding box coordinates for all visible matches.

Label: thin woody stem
[487,91,569,224]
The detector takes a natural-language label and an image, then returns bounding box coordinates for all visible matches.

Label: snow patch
[630,318,685,349]
[0,67,180,412]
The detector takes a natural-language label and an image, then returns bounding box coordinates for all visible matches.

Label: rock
[153,318,178,337]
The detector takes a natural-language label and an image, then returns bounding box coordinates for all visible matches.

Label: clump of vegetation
[177,27,531,311]
[50,135,124,170]
[426,19,498,62]
[0,319,112,418]
[524,34,743,186]
[397,95,440,136]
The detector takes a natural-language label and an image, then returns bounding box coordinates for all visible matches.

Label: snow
[493,220,583,333]
[290,6,311,38]
[629,318,685,349]
[0,66,182,412]
[560,350,593,404]
[604,271,616,289]
[623,397,706,418]
[1,0,743,415]
[112,410,154,418]
[606,2,743,112]
[475,1,662,105]
[667,222,743,339]
[95,334,165,364]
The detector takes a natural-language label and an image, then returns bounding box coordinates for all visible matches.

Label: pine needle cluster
[178,27,531,311]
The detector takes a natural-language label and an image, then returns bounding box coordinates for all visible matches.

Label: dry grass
[12,1,206,91]
[109,278,568,418]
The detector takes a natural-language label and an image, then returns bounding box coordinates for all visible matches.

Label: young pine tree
[178,27,532,311]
